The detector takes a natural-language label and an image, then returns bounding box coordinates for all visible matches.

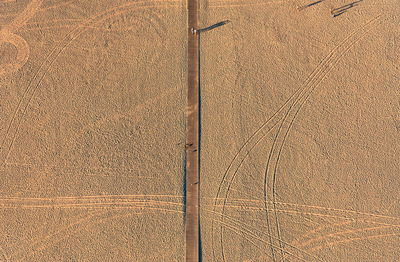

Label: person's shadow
[298,0,325,11]
[331,0,364,17]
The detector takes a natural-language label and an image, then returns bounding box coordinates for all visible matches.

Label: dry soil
[0,0,399,261]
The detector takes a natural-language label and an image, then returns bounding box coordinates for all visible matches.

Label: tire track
[308,231,400,253]
[211,14,380,258]
[262,14,383,262]
[0,0,178,168]
[212,217,313,262]
[283,223,397,259]
[211,201,400,227]
[13,206,182,262]
[212,14,384,262]
[302,225,395,247]
[8,210,105,261]
[209,197,400,221]
[290,221,355,247]
[0,194,184,202]
[209,0,289,9]
[210,202,400,258]
[208,209,324,261]
[0,196,184,260]
[212,87,299,262]
[0,195,184,243]
[210,202,400,231]
[0,0,44,76]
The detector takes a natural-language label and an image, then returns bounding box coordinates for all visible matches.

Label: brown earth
[1,0,186,261]
[1,0,399,261]
[199,0,399,261]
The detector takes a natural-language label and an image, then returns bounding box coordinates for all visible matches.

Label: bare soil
[1,0,399,261]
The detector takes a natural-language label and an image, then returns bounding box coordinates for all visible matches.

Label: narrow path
[185,0,200,260]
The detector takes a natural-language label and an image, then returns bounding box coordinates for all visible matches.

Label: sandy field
[1,0,186,261]
[199,0,399,261]
[1,0,399,261]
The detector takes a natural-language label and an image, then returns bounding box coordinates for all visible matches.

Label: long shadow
[198,29,203,262]
[197,20,230,33]
[331,0,363,17]
[183,151,187,217]
[298,0,325,11]
[199,224,203,262]
[196,20,230,261]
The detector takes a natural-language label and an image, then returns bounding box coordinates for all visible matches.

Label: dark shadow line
[298,0,324,10]
[183,151,187,218]
[199,223,203,262]
[332,10,348,17]
[332,0,363,12]
[198,20,231,33]
[196,21,229,260]
[197,32,202,262]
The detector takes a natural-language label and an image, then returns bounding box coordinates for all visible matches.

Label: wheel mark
[308,232,400,252]
[261,14,383,261]
[210,203,400,229]
[302,225,395,247]
[0,0,43,76]
[13,206,182,262]
[209,209,324,261]
[209,0,289,8]
[210,13,378,256]
[214,218,311,262]
[0,1,177,167]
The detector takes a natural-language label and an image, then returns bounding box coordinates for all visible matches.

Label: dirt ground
[199,0,399,261]
[1,0,186,261]
[0,0,399,261]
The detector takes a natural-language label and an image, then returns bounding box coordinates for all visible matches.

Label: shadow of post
[331,0,363,17]
[298,0,325,11]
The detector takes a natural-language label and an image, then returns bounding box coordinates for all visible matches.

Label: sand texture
[1,0,399,261]
[1,0,186,261]
[199,0,399,261]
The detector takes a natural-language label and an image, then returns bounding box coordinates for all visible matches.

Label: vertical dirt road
[186,0,199,261]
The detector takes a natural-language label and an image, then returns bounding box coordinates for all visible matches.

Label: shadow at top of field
[332,0,363,17]
[298,0,325,11]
